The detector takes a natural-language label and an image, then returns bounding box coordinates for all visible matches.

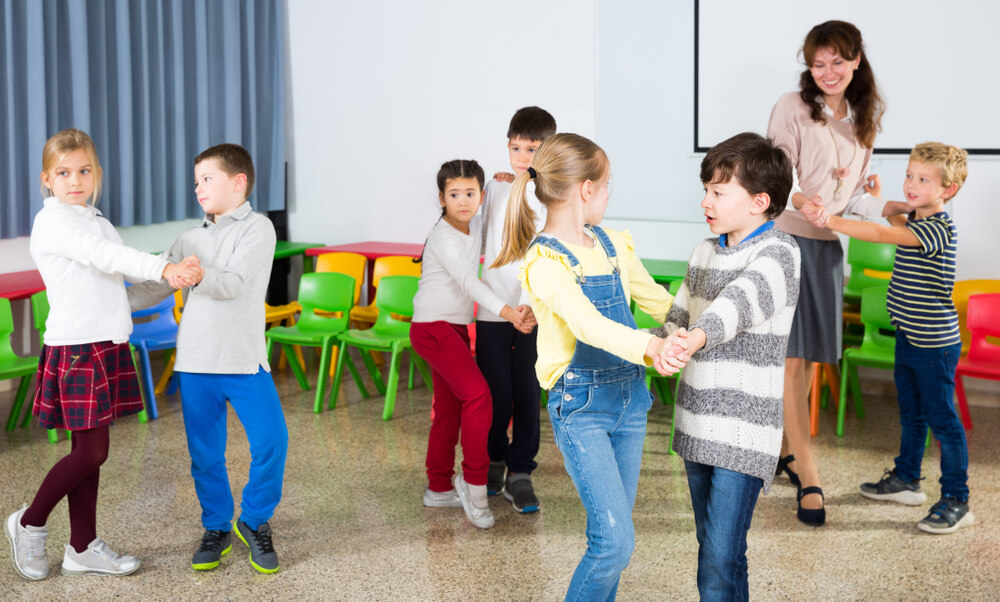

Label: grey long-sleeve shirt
[127,202,276,374]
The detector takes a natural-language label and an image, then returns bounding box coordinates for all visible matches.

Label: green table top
[273,241,324,259]
[640,258,687,284]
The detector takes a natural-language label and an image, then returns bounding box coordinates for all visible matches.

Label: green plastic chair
[266,272,365,414]
[838,285,895,437]
[844,239,895,306]
[2,298,39,433]
[633,302,680,455]
[331,275,432,420]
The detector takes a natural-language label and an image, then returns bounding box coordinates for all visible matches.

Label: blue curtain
[0,0,285,239]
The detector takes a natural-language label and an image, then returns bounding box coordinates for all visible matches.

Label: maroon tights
[22,426,109,553]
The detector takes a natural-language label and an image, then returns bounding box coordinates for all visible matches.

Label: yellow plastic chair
[349,256,421,326]
[953,279,1000,355]
[315,252,367,306]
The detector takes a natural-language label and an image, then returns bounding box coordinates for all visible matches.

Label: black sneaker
[234,520,278,574]
[859,469,927,506]
[918,497,975,534]
[487,461,506,496]
[191,529,231,571]
[503,473,540,514]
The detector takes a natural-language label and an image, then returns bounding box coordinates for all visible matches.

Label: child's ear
[751,193,771,216]
[233,173,247,192]
[580,179,593,201]
[439,192,446,207]
[942,182,959,201]
[40,171,50,190]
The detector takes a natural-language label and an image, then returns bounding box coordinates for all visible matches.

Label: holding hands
[800,195,830,229]
[500,304,537,334]
[647,327,708,376]
[162,255,204,289]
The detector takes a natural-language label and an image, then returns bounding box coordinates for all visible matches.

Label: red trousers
[410,321,492,491]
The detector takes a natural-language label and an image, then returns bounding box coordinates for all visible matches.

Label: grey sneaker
[191,529,232,570]
[487,461,506,496]
[61,538,140,576]
[860,469,927,505]
[5,505,49,581]
[504,473,540,514]
[234,519,279,574]
[454,473,495,529]
[423,488,463,508]
[918,497,975,534]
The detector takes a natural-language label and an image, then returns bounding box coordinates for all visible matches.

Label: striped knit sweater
[654,228,800,493]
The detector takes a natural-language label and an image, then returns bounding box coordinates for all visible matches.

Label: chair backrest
[966,293,1000,363]
[30,290,49,342]
[0,298,18,359]
[295,272,356,334]
[372,275,419,337]
[315,252,367,304]
[859,285,895,350]
[953,279,1000,354]
[372,256,421,287]
[846,240,895,295]
[131,294,178,338]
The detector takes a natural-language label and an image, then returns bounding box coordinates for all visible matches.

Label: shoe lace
[199,530,229,552]
[23,531,47,558]
[91,539,120,560]
[928,497,960,518]
[250,524,275,554]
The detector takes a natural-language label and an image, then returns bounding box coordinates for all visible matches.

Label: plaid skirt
[33,341,145,430]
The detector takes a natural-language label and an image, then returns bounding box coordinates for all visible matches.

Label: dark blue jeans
[685,460,762,602]
[893,332,969,501]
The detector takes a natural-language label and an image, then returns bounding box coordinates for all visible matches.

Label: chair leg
[954,375,973,430]
[138,345,159,421]
[809,365,821,437]
[359,349,387,395]
[408,360,415,390]
[837,358,850,437]
[283,343,311,390]
[314,338,333,414]
[539,387,547,408]
[412,354,432,394]
[382,346,402,421]
[824,363,840,409]
[849,365,865,419]
[47,428,59,443]
[155,352,175,395]
[7,375,31,431]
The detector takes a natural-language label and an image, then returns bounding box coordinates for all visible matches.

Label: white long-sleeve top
[29,197,168,346]
[412,215,506,324]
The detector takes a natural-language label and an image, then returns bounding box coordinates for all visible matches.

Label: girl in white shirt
[5,129,199,581]
[410,159,532,530]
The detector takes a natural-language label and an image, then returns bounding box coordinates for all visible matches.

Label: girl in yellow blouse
[494,133,685,601]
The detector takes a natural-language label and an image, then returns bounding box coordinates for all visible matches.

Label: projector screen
[695,0,1000,154]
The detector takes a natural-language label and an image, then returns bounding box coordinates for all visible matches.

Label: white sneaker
[423,488,463,508]
[61,538,140,576]
[5,505,50,580]
[454,473,495,529]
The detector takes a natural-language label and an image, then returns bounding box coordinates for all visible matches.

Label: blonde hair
[40,128,103,205]
[493,133,609,267]
[910,142,969,198]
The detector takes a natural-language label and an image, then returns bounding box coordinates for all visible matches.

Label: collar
[45,196,102,219]
[822,99,854,123]
[202,201,253,227]
[719,220,774,248]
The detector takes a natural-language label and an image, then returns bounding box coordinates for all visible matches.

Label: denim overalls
[535,226,652,602]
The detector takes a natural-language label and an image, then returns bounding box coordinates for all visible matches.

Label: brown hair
[194,143,256,199]
[493,133,609,267]
[507,106,557,142]
[700,132,793,220]
[910,142,969,199]
[40,128,103,205]
[799,20,884,148]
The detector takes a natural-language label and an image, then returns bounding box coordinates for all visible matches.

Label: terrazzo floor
[2,353,999,601]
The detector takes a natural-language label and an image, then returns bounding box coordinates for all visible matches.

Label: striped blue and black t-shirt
[886,212,959,348]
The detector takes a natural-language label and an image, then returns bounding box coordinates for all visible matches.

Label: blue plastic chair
[130,294,178,420]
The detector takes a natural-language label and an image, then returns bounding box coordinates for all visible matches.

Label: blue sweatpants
[178,369,288,531]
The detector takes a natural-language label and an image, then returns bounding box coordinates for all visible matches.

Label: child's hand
[863,174,882,198]
[651,328,691,376]
[493,172,515,183]
[514,304,536,334]
[163,255,203,289]
[801,200,830,229]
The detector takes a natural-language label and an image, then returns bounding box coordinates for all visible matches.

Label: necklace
[825,116,857,205]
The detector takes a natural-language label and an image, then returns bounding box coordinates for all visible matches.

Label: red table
[306,241,424,303]
[0,270,45,301]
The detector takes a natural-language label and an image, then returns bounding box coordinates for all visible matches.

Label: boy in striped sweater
[805,142,972,535]
[654,132,800,600]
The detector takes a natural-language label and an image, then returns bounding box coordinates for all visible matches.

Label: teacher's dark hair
[799,20,884,149]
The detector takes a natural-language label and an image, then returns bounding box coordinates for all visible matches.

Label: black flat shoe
[775,455,801,487]
[797,486,826,526]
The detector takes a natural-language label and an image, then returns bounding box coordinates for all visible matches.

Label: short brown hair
[194,143,255,199]
[700,132,793,220]
[507,106,556,142]
[910,142,969,199]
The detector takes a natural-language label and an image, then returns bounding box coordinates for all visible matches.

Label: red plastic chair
[954,293,1000,430]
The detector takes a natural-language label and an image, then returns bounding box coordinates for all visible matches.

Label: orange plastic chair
[954,293,1000,430]
[953,280,1000,356]
[350,256,421,326]
[315,252,367,306]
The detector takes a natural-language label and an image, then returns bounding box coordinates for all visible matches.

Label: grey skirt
[786,235,844,363]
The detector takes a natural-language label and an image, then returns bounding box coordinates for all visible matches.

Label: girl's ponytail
[492,169,536,267]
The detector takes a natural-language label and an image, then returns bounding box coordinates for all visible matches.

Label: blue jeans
[893,332,968,501]
[548,366,652,602]
[178,369,289,531]
[685,460,762,602]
